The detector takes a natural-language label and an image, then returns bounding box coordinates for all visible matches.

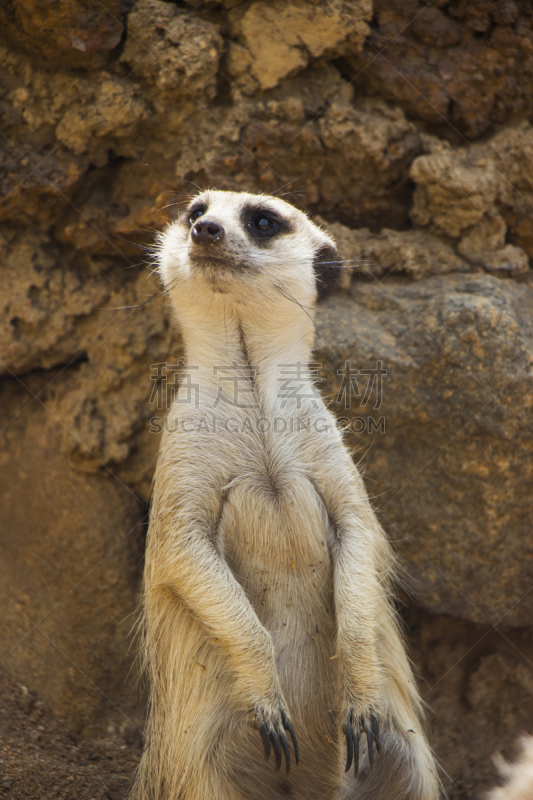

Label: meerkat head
[157,190,341,311]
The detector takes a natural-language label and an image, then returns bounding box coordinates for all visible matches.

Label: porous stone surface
[227,0,371,91]
[320,218,473,280]
[0,0,125,70]
[316,273,533,629]
[1,0,532,795]
[0,375,146,737]
[340,0,533,138]
[121,0,224,100]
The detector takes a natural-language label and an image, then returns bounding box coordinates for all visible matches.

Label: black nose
[191,219,224,245]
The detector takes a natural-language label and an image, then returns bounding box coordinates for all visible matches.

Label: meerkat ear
[313,244,342,302]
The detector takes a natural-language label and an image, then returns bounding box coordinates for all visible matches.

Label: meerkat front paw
[342,710,382,779]
[251,703,299,775]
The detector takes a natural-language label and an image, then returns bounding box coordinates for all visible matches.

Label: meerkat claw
[344,714,364,778]
[279,730,290,774]
[353,731,360,780]
[371,714,382,756]
[282,712,299,765]
[358,713,381,771]
[344,724,353,772]
[270,729,283,773]
[345,713,382,778]
[366,726,375,771]
[260,724,271,762]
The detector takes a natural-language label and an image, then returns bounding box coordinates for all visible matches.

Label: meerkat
[131,190,441,800]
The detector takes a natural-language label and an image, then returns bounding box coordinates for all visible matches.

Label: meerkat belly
[220,472,338,716]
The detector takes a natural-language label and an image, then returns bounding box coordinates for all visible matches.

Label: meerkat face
[157,190,341,307]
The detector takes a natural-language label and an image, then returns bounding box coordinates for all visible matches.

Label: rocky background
[1,0,533,798]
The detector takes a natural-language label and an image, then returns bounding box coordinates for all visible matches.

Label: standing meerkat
[131,190,441,800]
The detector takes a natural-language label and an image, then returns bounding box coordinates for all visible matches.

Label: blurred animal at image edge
[485,737,533,800]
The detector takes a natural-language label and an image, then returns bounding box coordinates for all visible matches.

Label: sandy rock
[459,214,508,260]
[169,79,421,228]
[409,124,533,276]
[121,0,223,100]
[0,43,92,221]
[481,245,530,278]
[229,0,371,91]
[316,273,533,627]
[0,230,111,375]
[459,214,530,277]
[48,268,182,502]
[0,376,145,736]
[411,612,533,799]
[0,49,146,223]
[185,0,242,5]
[410,148,500,237]
[485,122,533,258]
[0,146,86,226]
[2,52,108,139]
[467,652,533,721]
[55,76,147,157]
[321,220,472,280]
[317,96,421,227]
[0,234,180,502]
[340,0,533,138]
[53,155,178,256]
[0,0,124,69]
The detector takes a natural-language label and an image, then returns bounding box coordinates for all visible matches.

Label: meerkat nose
[191,219,225,245]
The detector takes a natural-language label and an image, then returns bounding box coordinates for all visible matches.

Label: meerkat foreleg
[306,449,388,774]
[331,518,385,778]
[148,509,298,773]
[310,449,439,797]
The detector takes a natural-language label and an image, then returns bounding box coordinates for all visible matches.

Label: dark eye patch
[241,204,292,242]
[313,245,342,301]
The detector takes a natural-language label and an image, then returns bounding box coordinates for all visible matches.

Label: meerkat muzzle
[191,218,225,245]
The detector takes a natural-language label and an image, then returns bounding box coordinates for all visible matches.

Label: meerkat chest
[219,461,334,607]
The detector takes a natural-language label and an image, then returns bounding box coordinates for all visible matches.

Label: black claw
[279,729,290,775]
[260,723,271,762]
[270,730,282,774]
[372,715,382,756]
[353,732,360,780]
[282,712,299,765]
[366,726,375,771]
[344,725,353,772]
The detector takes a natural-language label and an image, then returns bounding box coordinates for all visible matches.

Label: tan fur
[130,191,441,800]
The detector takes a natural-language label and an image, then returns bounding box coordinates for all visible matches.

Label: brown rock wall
[1,0,532,795]
[340,0,533,138]
[0,375,146,737]
[316,273,533,628]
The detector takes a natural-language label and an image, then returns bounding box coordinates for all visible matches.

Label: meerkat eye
[249,213,279,237]
[188,206,206,225]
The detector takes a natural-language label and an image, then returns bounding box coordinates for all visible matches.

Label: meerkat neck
[176,294,317,411]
